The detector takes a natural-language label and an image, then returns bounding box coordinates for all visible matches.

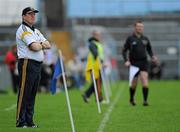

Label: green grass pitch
[0,80,180,132]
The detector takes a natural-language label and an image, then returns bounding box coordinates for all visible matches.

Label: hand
[151,56,158,64]
[40,42,44,49]
[124,61,131,67]
[40,41,51,49]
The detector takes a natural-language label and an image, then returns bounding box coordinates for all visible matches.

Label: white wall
[0,0,37,25]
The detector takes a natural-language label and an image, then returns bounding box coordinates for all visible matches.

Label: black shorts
[132,60,148,72]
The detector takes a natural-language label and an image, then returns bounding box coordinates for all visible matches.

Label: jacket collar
[22,21,35,31]
[88,37,99,42]
[133,32,143,38]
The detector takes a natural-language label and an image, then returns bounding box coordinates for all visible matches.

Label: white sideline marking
[4,104,16,111]
[97,84,126,132]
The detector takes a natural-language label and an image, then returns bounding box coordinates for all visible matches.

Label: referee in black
[16,7,51,128]
[122,21,157,106]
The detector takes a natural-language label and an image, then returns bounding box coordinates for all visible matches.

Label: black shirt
[122,33,154,63]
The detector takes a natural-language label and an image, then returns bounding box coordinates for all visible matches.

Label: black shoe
[27,123,38,128]
[99,98,103,102]
[130,100,136,106]
[16,124,27,128]
[82,94,89,103]
[143,101,149,106]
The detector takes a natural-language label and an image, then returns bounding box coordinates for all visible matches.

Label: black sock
[142,87,149,102]
[130,87,136,101]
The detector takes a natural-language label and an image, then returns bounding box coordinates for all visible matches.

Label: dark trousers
[16,59,42,126]
[85,82,94,97]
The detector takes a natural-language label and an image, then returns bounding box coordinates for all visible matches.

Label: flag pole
[59,50,76,132]
[105,72,112,97]
[91,69,101,113]
[99,60,110,104]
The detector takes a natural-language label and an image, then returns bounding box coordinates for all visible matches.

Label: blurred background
[1,0,180,93]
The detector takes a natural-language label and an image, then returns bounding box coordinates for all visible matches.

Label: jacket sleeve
[122,37,130,62]
[89,42,98,59]
[146,38,154,58]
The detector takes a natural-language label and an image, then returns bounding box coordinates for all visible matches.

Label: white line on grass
[4,104,16,111]
[97,83,126,132]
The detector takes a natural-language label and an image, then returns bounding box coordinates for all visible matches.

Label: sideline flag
[50,50,76,132]
[50,57,62,94]
[129,65,139,86]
